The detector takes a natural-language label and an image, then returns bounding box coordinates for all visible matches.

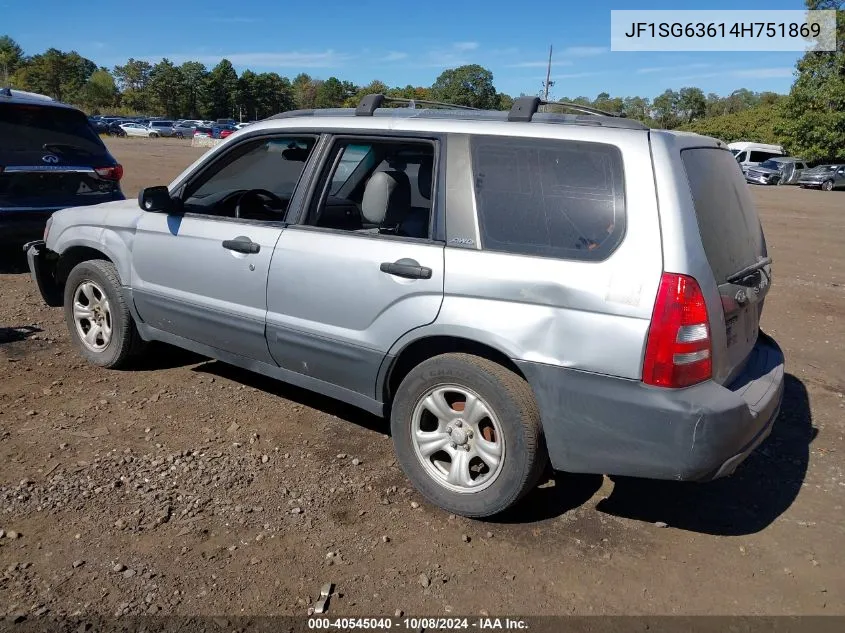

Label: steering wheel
[234,189,285,219]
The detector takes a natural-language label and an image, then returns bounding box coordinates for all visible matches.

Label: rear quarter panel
[395,125,663,380]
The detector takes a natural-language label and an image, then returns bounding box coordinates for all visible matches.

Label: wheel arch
[380,332,528,409]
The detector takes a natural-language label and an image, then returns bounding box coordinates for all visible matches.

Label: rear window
[681,148,765,284]
[470,136,626,261]
[0,103,106,155]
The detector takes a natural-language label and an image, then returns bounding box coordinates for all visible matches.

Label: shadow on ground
[0,325,42,346]
[596,373,815,536]
[128,342,207,372]
[192,360,385,435]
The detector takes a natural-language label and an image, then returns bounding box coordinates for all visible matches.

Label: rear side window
[681,148,765,284]
[0,103,106,154]
[470,136,626,261]
[749,151,781,163]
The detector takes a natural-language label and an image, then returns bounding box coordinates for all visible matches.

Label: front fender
[50,226,134,286]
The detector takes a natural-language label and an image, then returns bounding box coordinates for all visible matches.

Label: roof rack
[0,87,12,97]
[356,93,479,116]
[508,96,625,122]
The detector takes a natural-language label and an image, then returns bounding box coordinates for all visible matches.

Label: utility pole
[543,45,553,102]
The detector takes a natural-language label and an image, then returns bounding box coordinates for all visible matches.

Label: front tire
[63,260,144,369]
[391,353,547,518]
[822,180,834,191]
[149,132,159,138]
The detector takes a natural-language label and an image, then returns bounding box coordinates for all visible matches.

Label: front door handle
[222,238,260,254]
[380,260,432,280]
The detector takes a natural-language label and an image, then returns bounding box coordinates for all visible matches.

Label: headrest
[361,170,411,226]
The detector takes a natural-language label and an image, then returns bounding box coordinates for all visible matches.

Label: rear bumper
[516,332,785,481]
[24,240,63,307]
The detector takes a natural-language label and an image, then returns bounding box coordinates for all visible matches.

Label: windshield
[730,149,741,156]
[0,103,107,155]
[759,159,784,170]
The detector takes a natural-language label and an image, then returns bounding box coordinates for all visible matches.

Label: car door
[265,134,445,398]
[131,133,319,362]
[836,166,845,188]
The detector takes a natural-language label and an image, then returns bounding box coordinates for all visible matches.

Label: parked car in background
[105,121,127,137]
[745,157,809,186]
[172,122,196,138]
[119,122,159,137]
[728,142,785,174]
[193,126,213,138]
[148,121,176,137]
[212,124,236,139]
[798,164,845,191]
[0,87,124,247]
[24,94,784,518]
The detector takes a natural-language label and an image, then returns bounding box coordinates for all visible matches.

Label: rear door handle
[222,238,260,254]
[380,260,432,280]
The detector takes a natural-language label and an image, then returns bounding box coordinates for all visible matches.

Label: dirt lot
[1,137,843,620]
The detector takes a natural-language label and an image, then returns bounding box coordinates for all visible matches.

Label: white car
[119,123,159,138]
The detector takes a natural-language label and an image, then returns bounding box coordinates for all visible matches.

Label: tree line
[1,0,843,161]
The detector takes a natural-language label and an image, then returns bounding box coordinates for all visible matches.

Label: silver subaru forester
[25,95,784,518]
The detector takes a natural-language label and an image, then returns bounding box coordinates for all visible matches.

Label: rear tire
[390,353,547,518]
[822,180,834,191]
[149,132,159,138]
[63,260,145,369]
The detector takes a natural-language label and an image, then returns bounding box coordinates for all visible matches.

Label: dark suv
[0,88,125,248]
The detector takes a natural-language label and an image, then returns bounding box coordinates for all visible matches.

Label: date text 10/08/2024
[307,617,529,630]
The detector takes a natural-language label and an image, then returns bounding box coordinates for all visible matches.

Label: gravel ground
[0,138,843,621]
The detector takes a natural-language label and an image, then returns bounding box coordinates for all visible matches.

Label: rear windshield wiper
[726,256,772,284]
[42,143,96,157]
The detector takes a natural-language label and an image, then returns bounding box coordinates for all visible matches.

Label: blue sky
[2,0,807,99]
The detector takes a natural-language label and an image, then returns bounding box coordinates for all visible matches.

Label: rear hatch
[680,147,771,384]
[0,101,123,211]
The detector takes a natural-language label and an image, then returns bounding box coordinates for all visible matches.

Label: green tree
[0,35,25,85]
[683,103,786,145]
[678,87,706,123]
[148,59,184,117]
[623,96,651,121]
[292,72,318,109]
[254,72,295,118]
[777,0,845,161]
[430,64,498,109]
[15,48,95,102]
[652,89,680,128]
[113,58,152,112]
[179,61,207,118]
[315,76,344,108]
[202,59,238,119]
[497,93,514,110]
[82,69,118,112]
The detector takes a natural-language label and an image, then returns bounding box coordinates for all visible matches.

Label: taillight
[643,273,712,388]
[95,164,123,181]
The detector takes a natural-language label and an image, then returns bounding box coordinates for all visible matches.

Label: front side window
[183,136,316,220]
[470,135,626,261]
[304,138,435,239]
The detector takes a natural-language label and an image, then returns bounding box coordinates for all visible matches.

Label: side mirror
[138,186,177,213]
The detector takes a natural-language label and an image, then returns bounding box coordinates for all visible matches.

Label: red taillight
[643,273,712,388]
[95,164,123,181]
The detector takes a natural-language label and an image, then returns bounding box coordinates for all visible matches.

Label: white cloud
[167,50,351,68]
[551,71,601,79]
[506,59,572,68]
[731,67,794,79]
[384,51,408,62]
[636,63,710,74]
[453,41,479,52]
[561,46,607,57]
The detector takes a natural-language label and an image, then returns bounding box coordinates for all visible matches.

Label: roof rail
[508,96,625,122]
[0,87,12,97]
[355,93,480,116]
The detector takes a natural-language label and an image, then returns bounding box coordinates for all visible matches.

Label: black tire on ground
[63,260,145,369]
[175,132,183,139]
[822,180,834,191]
[390,353,548,518]
[149,132,158,138]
